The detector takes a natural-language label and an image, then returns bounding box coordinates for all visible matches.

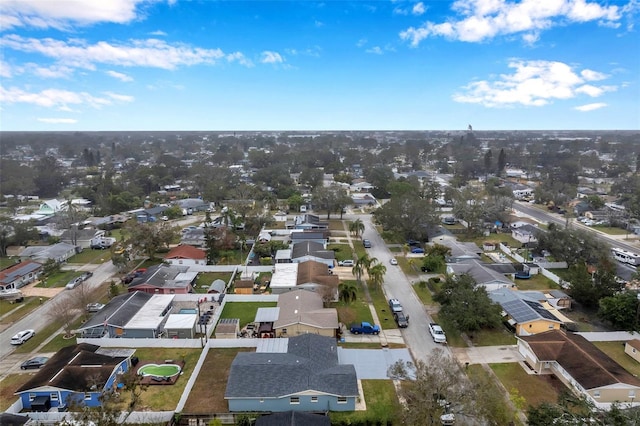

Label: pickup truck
[349,321,380,335]
[429,323,447,343]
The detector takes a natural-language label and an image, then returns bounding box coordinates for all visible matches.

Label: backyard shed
[216,318,240,339]
[163,313,197,339]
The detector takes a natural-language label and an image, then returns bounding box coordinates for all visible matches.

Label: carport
[337,347,413,379]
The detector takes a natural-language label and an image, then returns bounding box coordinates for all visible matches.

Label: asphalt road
[359,215,442,363]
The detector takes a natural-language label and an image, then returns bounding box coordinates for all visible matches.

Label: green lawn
[412,281,434,305]
[593,341,640,377]
[0,257,19,270]
[12,320,67,354]
[369,284,395,330]
[591,226,629,235]
[40,315,88,352]
[466,326,517,346]
[329,379,401,424]
[218,301,277,328]
[68,249,111,264]
[0,297,47,325]
[328,219,346,231]
[333,280,374,326]
[490,363,563,408]
[513,273,560,291]
[38,270,83,288]
[194,272,232,293]
[328,243,354,262]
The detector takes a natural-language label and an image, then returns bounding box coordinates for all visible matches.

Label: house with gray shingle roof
[0,260,43,291]
[18,243,77,264]
[75,291,154,338]
[225,334,358,412]
[447,259,514,291]
[127,264,195,294]
[291,242,335,268]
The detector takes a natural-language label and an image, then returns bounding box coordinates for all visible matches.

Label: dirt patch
[19,280,65,298]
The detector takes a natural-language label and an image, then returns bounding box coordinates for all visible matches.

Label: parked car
[388,298,403,313]
[80,271,94,281]
[407,239,420,246]
[86,303,105,313]
[362,239,372,248]
[20,356,49,370]
[339,260,355,267]
[411,247,425,254]
[429,323,447,344]
[390,258,398,265]
[394,312,409,328]
[11,329,35,345]
[65,277,83,290]
[442,216,457,225]
[349,321,380,335]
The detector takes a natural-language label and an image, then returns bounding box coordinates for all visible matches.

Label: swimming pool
[138,363,181,378]
[178,308,197,314]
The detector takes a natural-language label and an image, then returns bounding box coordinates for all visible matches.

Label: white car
[390,258,398,265]
[66,277,83,290]
[339,260,355,267]
[11,329,35,345]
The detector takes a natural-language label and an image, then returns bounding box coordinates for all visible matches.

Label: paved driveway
[451,345,524,365]
[338,347,413,379]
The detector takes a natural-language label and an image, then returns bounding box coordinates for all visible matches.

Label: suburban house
[290,242,335,268]
[164,245,207,266]
[134,206,168,223]
[174,198,208,213]
[437,237,481,262]
[60,229,105,250]
[255,411,330,426]
[18,243,77,264]
[270,261,339,297]
[180,228,206,248]
[287,214,329,230]
[625,340,640,363]
[36,199,67,215]
[488,289,564,336]
[15,343,133,410]
[0,260,43,291]
[82,214,129,230]
[127,264,196,294]
[290,231,329,247]
[274,289,339,338]
[351,193,377,206]
[511,224,542,246]
[517,330,640,408]
[76,291,173,338]
[225,334,358,412]
[447,259,515,291]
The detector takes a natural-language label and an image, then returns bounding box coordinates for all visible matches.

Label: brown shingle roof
[521,330,640,389]
[165,245,206,260]
[296,260,339,287]
[627,339,640,351]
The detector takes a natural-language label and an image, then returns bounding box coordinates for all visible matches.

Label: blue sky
[1,0,638,131]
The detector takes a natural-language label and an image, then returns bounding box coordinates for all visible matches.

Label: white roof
[164,313,197,329]
[270,263,298,289]
[275,249,292,260]
[126,294,174,329]
[257,337,289,353]
[255,307,280,322]
[175,271,198,282]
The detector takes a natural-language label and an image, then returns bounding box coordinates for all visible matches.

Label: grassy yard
[513,274,560,291]
[329,379,401,425]
[36,270,81,288]
[0,257,19,270]
[0,297,47,324]
[68,248,111,264]
[328,243,354,262]
[182,347,252,413]
[218,302,277,328]
[333,280,374,326]
[466,365,522,426]
[466,326,517,346]
[0,374,32,411]
[456,233,522,249]
[194,272,232,293]
[593,341,640,377]
[490,363,564,409]
[591,226,629,235]
[40,315,89,353]
[369,285,396,330]
[329,219,346,231]
[127,348,202,411]
[12,320,68,354]
[412,281,434,305]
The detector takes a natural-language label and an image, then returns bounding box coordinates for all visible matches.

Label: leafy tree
[339,282,358,303]
[287,193,304,212]
[364,165,395,199]
[373,192,440,242]
[568,260,623,308]
[368,261,386,292]
[124,221,178,260]
[598,291,639,330]
[388,348,482,425]
[434,274,502,332]
[298,167,324,190]
[483,149,493,180]
[497,148,507,176]
[349,219,365,238]
[33,155,66,197]
[536,224,610,267]
[352,253,372,284]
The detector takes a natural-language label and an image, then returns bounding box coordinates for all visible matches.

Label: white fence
[498,243,569,288]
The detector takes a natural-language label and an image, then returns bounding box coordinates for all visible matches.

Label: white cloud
[356,38,368,47]
[0,60,12,78]
[226,52,254,67]
[0,0,156,30]
[149,30,167,36]
[400,0,624,46]
[366,46,384,55]
[30,64,74,78]
[453,60,616,107]
[106,70,134,82]
[412,2,427,15]
[104,92,134,102]
[580,69,608,81]
[0,85,119,109]
[37,117,78,124]
[393,7,409,15]
[1,35,228,70]
[574,102,607,111]
[261,51,284,64]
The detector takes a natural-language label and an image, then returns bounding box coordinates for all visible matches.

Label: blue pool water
[179,308,197,314]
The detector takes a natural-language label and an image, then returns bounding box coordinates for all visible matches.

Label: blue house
[15,343,133,411]
[225,334,358,412]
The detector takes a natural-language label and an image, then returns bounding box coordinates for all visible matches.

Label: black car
[394,312,409,328]
[21,356,49,370]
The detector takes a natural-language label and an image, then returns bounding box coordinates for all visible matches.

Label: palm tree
[349,219,365,238]
[352,253,372,284]
[339,282,358,303]
[368,262,387,291]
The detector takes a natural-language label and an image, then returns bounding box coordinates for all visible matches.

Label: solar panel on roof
[502,299,539,323]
